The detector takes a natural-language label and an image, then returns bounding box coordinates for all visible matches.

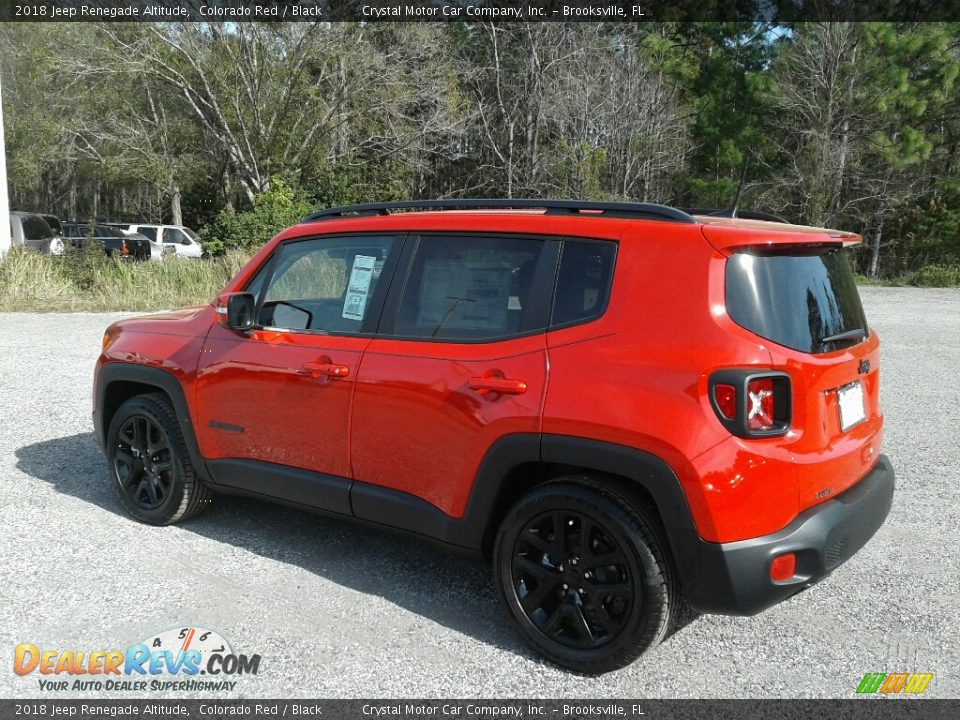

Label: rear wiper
[817,328,866,347]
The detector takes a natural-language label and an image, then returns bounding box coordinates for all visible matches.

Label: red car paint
[95,208,886,557]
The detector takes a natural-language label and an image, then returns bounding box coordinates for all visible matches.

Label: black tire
[494,476,677,674]
[106,393,211,525]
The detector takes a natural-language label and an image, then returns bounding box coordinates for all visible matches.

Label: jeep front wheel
[106,393,210,525]
[493,478,676,674]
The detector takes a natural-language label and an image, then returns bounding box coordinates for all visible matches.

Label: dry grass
[0,248,252,312]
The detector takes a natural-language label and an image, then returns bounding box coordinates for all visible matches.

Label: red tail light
[121,240,129,257]
[713,384,737,420]
[746,377,775,431]
[709,370,791,438]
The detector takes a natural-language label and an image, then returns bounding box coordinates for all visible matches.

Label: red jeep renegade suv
[93,200,894,673]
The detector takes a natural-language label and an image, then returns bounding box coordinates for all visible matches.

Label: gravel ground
[1,287,958,699]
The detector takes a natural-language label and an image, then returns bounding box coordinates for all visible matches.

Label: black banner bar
[2,700,959,720]
[1,0,958,23]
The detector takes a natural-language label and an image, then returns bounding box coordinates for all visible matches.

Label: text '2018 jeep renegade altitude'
[93,200,894,674]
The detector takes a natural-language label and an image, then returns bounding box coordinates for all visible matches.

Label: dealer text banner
[0,1,954,23]
[1,700,959,720]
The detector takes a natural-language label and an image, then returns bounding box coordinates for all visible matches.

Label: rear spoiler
[697,217,862,255]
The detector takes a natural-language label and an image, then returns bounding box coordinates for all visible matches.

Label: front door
[196,234,402,505]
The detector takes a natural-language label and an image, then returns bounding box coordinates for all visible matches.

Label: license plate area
[837,381,866,432]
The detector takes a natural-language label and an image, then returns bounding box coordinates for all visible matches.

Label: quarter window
[393,235,547,340]
[257,236,397,333]
[551,240,616,327]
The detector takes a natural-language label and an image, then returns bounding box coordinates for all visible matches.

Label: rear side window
[136,227,158,242]
[551,240,616,328]
[726,250,868,353]
[394,235,547,340]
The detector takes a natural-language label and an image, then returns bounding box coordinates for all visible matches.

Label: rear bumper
[683,454,894,615]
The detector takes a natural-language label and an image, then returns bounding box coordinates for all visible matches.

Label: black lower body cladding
[683,455,895,615]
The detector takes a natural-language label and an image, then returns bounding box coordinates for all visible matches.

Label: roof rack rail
[684,208,788,223]
[303,199,696,224]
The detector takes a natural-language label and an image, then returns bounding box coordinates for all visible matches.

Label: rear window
[725,249,868,353]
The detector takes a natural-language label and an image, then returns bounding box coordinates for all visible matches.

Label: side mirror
[225,292,256,331]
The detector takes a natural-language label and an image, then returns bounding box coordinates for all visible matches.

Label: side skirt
[205,458,482,559]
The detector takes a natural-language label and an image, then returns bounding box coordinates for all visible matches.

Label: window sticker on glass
[342,255,377,321]
[418,260,512,331]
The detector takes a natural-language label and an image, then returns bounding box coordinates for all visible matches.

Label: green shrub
[62,242,113,290]
[907,264,960,288]
[199,177,311,254]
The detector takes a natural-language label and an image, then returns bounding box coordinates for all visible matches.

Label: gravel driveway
[1,287,958,698]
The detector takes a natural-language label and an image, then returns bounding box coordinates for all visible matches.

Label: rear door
[196,234,403,506]
[349,233,558,523]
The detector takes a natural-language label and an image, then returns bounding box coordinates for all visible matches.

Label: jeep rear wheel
[494,478,676,674]
[106,394,211,525]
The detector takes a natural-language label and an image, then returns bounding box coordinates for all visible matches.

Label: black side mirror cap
[226,292,256,331]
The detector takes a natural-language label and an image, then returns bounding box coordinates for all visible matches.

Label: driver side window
[258,236,397,333]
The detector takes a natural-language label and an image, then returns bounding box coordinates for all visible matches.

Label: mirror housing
[219,292,256,331]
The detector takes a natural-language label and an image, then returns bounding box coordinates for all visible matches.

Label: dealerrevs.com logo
[14,626,261,692]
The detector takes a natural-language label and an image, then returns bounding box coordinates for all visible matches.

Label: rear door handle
[303,360,350,378]
[467,376,527,395]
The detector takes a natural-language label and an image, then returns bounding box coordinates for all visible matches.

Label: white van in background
[117,224,204,259]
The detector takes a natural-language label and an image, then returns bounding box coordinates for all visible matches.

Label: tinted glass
[42,216,63,234]
[137,227,158,242]
[259,236,397,333]
[551,240,616,327]
[22,216,53,240]
[394,236,545,340]
[726,250,868,353]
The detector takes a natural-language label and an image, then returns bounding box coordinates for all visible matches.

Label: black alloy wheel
[494,477,676,674]
[106,393,211,525]
[114,414,174,511]
[511,509,635,649]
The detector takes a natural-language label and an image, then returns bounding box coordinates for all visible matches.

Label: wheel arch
[95,363,212,484]
[466,435,700,573]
